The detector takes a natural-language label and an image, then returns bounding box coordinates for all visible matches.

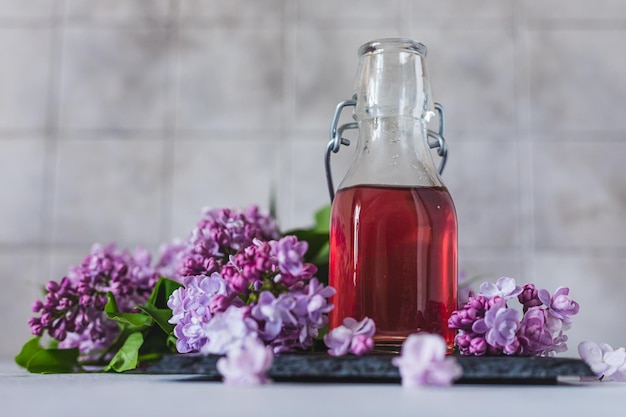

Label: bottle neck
[338,116,443,190]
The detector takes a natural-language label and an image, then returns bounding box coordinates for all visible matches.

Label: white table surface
[1,358,624,417]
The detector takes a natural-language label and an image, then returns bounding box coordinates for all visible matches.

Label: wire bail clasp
[325,100,449,202]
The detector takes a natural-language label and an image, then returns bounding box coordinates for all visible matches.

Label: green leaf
[104,332,144,373]
[16,338,80,373]
[27,348,80,373]
[313,205,331,232]
[15,337,44,369]
[104,292,152,330]
[147,277,182,309]
[136,304,174,335]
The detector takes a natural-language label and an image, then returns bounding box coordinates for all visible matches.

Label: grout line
[39,0,67,280]
[158,0,180,244]
[513,0,535,279]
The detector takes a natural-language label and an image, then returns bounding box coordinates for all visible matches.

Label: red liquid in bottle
[329,185,457,349]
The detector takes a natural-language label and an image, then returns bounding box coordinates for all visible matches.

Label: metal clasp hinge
[325,100,448,202]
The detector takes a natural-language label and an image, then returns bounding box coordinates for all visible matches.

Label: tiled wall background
[1,0,625,357]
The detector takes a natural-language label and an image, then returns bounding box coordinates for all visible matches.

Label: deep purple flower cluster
[29,244,160,355]
[449,277,579,356]
[160,206,280,280]
[167,236,335,355]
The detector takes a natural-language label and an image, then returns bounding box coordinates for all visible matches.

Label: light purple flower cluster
[579,341,626,381]
[449,277,579,356]
[167,236,335,355]
[160,206,280,281]
[29,244,160,355]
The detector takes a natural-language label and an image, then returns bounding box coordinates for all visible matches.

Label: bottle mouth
[358,38,428,57]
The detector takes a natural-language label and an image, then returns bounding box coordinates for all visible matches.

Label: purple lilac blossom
[29,244,159,357]
[167,272,235,353]
[578,341,626,381]
[538,286,579,325]
[517,283,542,313]
[171,206,280,280]
[270,236,317,286]
[392,333,462,387]
[324,317,376,356]
[478,277,522,300]
[216,336,273,386]
[472,299,520,349]
[168,234,334,355]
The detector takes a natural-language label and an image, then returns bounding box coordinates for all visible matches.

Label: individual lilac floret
[472,299,520,349]
[478,276,522,300]
[518,283,542,313]
[579,341,626,381]
[29,244,159,357]
[538,286,579,327]
[270,236,317,286]
[392,333,462,387]
[202,305,259,355]
[216,336,273,386]
[516,306,553,356]
[324,317,376,356]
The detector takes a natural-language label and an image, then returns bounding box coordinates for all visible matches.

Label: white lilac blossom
[478,277,522,300]
[392,333,462,387]
[578,341,626,381]
[324,317,375,356]
[216,336,274,386]
[449,277,579,357]
[168,235,334,355]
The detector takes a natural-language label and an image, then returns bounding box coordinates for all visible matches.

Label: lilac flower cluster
[158,206,280,281]
[29,244,160,355]
[448,277,579,356]
[167,236,335,355]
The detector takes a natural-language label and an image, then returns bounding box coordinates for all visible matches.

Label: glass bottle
[325,38,457,350]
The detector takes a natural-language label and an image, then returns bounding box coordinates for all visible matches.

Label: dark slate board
[143,353,594,385]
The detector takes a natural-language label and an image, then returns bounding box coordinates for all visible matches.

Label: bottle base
[373,334,455,354]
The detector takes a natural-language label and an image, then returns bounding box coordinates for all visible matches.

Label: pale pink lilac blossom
[578,341,626,381]
[216,336,273,386]
[392,333,462,387]
[324,317,375,356]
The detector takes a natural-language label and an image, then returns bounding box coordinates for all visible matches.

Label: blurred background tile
[180,0,283,27]
[176,28,283,132]
[171,137,278,238]
[60,27,170,130]
[0,28,52,130]
[0,0,57,19]
[297,0,400,25]
[410,0,514,20]
[526,29,626,132]
[0,139,45,244]
[525,0,626,20]
[0,250,41,356]
[294,27,400,133]
[410,28,517,133]
[532,138,626,249]
[52,139,166,246]
[533,254,626,356]
[65,0,171,23]
[445,136,521,249]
